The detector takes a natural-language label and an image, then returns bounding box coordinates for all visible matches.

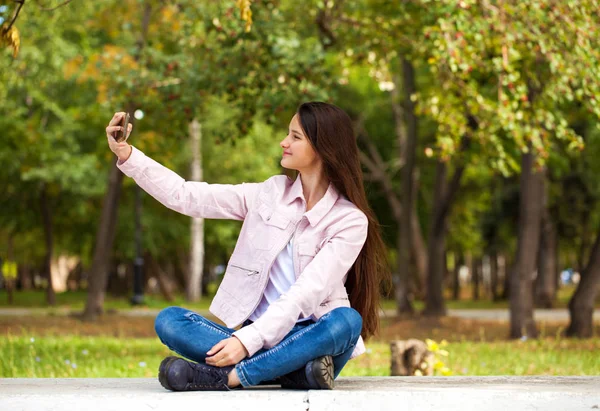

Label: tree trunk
[423,154,467,316]
[443,249,451,287]
[407,171,427,300]
[6,279,14,304]
[425,228,447,315]
[412,201,428,298]
[82,3,152,320]
[148,254,175,302]
[20,264,31,290]
[3,258,14,304]
[554,251,561,296]
[40,183,56,306]
[536,201,558,308]
[82,163,125,320]
[394,231,412,313]
[567,228,600,337]
[175,248,190,290]
[6,233,14,304]
[452,253,463,300]
[357,86,428,309]
[421,120,474,316]
[490,252,499,301]
[510,153,543,338]
[187,118,205,302]
[396,58,418,315]
[131,185,145,304]
[424,162,448,315]
[472,257,480,301]
[502,254,512,300]
[576,210,591,274]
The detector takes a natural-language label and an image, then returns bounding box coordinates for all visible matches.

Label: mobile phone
[114,112,131,143]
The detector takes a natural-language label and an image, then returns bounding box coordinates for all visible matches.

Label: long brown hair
[295,101,391,341]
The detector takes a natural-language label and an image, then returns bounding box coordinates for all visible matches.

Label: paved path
[1,307,598,322]
[389,308,600,321]
[1,377,599,410]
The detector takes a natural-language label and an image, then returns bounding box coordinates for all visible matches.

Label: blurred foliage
[1,0,600,304]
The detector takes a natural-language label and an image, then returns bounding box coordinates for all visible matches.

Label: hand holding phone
[114,112,131,143]
[105,112,134,162]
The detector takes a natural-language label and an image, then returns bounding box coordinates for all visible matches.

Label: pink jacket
[117,146,368,359]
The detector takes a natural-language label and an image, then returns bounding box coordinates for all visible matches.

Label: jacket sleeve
[232,210,368,357]
[116,146,263,220]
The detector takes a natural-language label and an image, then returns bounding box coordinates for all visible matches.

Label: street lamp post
[131,185,145,305]
[131,110,145,306]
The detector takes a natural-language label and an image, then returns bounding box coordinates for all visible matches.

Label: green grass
[2,334,598,378]
[340,339,600,377]
[0,290,213,312]
[1,335,170,378]
[0,284,581,311]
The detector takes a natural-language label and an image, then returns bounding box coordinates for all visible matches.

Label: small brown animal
[390,339,434,376]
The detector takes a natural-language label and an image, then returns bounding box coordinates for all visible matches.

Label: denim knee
[154,306,185,341]
[324,307,363,343]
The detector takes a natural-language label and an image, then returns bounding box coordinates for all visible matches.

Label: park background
[0,0,599,378]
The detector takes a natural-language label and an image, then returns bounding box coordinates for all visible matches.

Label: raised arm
[105,112,263,220]
[116,146,263,220]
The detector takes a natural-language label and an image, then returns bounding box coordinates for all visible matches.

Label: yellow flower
[441,367,453,376]
[426,339,439,351]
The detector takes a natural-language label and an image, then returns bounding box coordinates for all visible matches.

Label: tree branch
[315,8,337,50]
[434,115,478,231]
[358,150,379,176]
[391,69,407,160]
[355,119,403,221]
[4,0,25,32]
[137,2,152,52]
[36,0,74,11]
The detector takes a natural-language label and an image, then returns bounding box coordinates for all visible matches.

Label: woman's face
[280,114,320,173]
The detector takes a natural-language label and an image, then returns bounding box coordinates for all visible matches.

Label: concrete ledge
[1,377,599,411]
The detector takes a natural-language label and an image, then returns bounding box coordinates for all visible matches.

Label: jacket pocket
[218,260,263,307]
[229,263,259,276]
[249,203,290,250]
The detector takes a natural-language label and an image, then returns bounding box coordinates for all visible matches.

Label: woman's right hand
[106,112,133,162]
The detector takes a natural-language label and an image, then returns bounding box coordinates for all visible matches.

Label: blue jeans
[154,306,363,387]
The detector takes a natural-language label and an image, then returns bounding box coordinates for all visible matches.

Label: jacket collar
[283,174,340,227]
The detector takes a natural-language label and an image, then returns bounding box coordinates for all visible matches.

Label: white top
[248,238,313,323]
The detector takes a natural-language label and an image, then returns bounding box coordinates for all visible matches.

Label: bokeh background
[1,0,599,378]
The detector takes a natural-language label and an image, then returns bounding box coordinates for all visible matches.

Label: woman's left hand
[206,337,249,367]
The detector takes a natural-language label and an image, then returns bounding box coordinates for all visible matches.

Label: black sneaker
[158,356,234,391]
[279,355,334,390]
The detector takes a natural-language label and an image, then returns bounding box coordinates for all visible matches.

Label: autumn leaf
[236,0,253,32]
[1,24,20,58]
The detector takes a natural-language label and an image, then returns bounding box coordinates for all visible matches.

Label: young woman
[105,102,389,391]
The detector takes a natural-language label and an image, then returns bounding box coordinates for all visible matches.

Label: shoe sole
[158,356,180,391]
[310,355,334,390]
